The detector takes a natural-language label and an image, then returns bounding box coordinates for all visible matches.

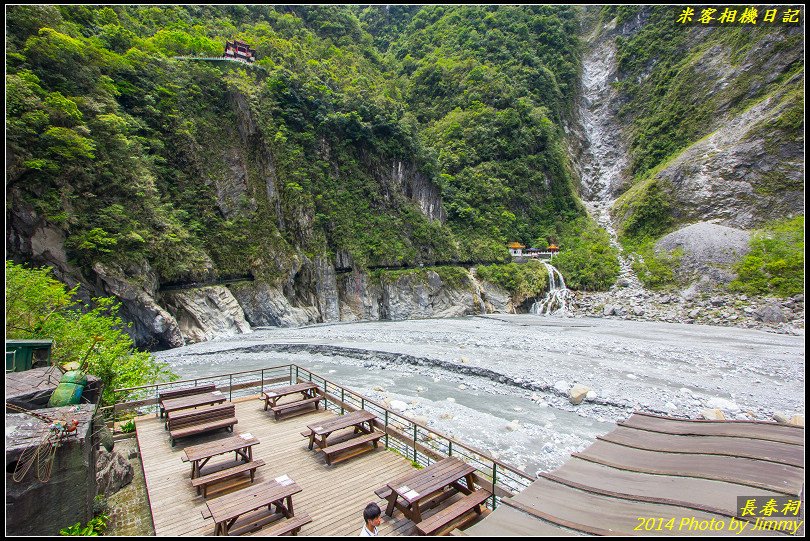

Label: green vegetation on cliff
[609,5,803,180]
[5,5,620,293]
[604,6,803,293]
[730,216,804,297]
[477,260,548,300]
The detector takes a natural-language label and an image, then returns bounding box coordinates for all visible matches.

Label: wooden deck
[135,395,473,536]
[466,412,805,537]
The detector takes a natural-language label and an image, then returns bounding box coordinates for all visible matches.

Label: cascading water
[530,261,570,316]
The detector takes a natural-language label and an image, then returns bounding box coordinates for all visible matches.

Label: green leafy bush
[476,260,548,300]
[629,240,684,290]
[120,419,136,433]
[5,261,177,405]
[60,514,109,536]
[553,216,620,291]
[729,216,804,297]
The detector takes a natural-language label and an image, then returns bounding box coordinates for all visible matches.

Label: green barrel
[47,370,87,407]
[48,383,84,407]
[60,370,88,386]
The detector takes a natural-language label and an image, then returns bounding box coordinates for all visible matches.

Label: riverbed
[155,315,804,476]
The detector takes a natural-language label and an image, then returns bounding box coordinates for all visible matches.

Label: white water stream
[530,261,570,316]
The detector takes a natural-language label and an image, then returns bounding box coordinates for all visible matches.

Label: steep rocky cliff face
[574,6,803,303]
[162,286,252,344]
[607,8,804,234]
[650,80,803,229]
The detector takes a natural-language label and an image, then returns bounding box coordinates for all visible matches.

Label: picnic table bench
[162,391,227,428]
[201,476,306,536]
[168,403,238,447]
[378,457,490,535]
[181,432,264,497]
[301,410,383,465]
[261,382,323,420]
[158,384,217,417]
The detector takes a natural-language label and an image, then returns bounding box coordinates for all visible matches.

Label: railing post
[341,388,345,415]
[448,440,453,457]
[491,463,498,509]
[155,385,159,418]
[361,397,365,411]
[413,424,418,465]
[323,379,328,410]
[384,410,389,448]
[295,365,299,383]
[261,369,264,393]
[289,365,293,385]
[229,374,233,401]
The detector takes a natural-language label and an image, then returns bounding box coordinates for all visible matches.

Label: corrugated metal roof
[465,412,804,536]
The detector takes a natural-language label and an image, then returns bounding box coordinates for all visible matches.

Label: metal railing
[110,363,535,509]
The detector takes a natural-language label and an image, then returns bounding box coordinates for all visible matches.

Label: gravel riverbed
[155,315,804,476]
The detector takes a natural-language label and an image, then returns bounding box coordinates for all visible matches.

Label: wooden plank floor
[135,396,459,536]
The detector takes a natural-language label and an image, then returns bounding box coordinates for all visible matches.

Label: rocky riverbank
[571,289,804,335]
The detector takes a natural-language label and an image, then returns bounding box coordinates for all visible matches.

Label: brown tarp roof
[465,413,804,536]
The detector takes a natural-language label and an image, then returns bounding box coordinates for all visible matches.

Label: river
[155,315,804,476]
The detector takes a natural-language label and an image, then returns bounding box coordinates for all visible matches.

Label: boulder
[411,415,428,426]
[706,397,741,413]
[755,304,787,324]
[96,448,134,496]
[788,414,804,427]
[772,412,790,424]
[388,400,409,412]
[701,408,726,420]
[569,384,590,405]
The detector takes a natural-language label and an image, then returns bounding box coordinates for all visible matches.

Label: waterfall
[530,262,570,316]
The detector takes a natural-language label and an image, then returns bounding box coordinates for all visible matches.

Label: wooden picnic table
[261,382,319,411]
[181,432,260,479]
[158,383,217,417]
[384,457,478,523]
[202,476,302,536]
[304,410,376,451]
[163,391,227,428]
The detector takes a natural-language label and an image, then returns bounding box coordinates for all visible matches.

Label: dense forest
[7,5,621,291]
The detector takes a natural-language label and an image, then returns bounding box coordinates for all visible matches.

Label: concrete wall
[5,404,97,535]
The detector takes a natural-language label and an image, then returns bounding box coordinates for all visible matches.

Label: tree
[5,261,177,405]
